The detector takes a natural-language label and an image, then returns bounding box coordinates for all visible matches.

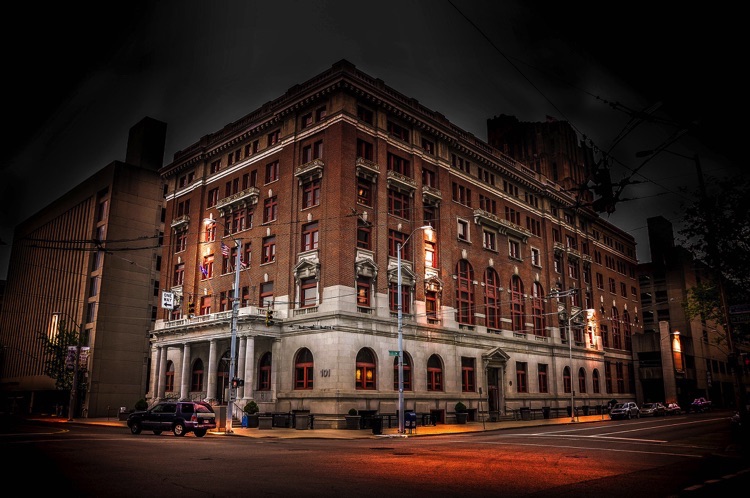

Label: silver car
[609,402,640,420]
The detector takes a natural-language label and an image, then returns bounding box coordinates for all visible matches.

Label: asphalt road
[3,412,748,497]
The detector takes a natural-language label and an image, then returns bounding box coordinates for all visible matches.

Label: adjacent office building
[0,118,167,417]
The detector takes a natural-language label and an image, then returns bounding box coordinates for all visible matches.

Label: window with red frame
[258,352,272,390]
[191,359,204,391]
[427,354,443,391]
[301,221,319,251]
[263,196,278,223]
[455,260,474,325]
[461,357,476,392]
[484,268,501,329]
[295,348,314,389]
[302,179,320,208]
[516,362,528,393]
[355,349,376,390]
[538,364,549,393]
[265,160,279,183]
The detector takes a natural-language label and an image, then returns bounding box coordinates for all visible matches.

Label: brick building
[153,60,641,427]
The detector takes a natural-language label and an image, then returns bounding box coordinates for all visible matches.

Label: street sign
[389,350,400,356]
[730,313,750,324]
[161,291,175,310]
[729,303,750,314]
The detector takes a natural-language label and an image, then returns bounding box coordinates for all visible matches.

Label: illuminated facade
[153,60,641,427]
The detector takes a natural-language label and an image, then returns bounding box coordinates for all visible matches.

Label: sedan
[640,402,666,417]
[609,402,640,420]
[665,402,682,415]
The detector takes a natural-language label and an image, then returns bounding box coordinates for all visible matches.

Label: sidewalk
[36,413,611,438]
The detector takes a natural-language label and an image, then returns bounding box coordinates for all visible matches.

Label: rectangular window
[422,167,436,188]
[357,220,372,250]
[421,138,435,154]
[207,188,219,208]
[504,206,521,225]
[596,273,604,289]
[201,255,214,279]
[516,362,528,393]
[509,240,521,259]
[356,138,374,161]
[388,229,409,258]
[356,277,371,308]
[531,247,541,267]
[357,106,374,124]
[210,159,221,174]
[461,357,476,392]
[387,152,411,177]
[302,179,321,208]
[200,295,211,316]
[452,182,472,206]
[300,277,318,308]
[172,263,185,286]
[388,189,410,218]
[479,195,496,214]
[302,221,319,251]
[357,177,373,206]
[174,231,187,253]
[262,236,276,264]
[457,219,469,241]
[265,160,279,183]
[425,240,437,268]
[538,364,548,393]
[387,120,410,141]
[609,277,616,293]
[301,112,313,128]
[260,281,274,307]
[483,230,497,251]
[267,130,280,146]
[263,196,278,223]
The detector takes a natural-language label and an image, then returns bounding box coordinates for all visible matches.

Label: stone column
[207,339,218,402]
[180,342,191,400]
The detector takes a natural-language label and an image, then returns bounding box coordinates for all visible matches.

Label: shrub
[455,401,467,413]
[348,408,358,416]
[134,398,148,411]
[243,400,259,414]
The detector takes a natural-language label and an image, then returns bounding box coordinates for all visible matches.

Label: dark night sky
[1,1,744,279]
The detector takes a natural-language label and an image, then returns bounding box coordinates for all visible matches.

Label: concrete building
[153,60,641,428]
[635,216,737,408]
[0,117,167,417]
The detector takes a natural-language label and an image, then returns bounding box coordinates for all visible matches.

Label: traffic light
[188,301,195,315]
[231,378,243,388]
[265,308,274,326]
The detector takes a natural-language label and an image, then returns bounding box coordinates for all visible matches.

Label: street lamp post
[204,218,242,434]
[397,225,432,434]
[551,289,593,423]
[53,312,84,421]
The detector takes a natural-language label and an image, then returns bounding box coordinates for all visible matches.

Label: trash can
[371,415,383,435]
[520,407,531,421]
[542,407,550,419]
[241,414,249,428]
[294,412,310,430]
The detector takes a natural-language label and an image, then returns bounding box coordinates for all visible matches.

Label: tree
[679,173,750,342]
[37,319,87,395]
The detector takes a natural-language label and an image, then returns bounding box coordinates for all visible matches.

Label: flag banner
[221,242,230,256]
[199,264,208,277]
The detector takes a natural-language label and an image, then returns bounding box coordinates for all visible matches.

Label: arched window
[294,348,314,390]
[622,310,632,351]
[191,359,204,392]
[355,348,377,390]
[532,282,545,336]
[592,369,601,394]
[258,352,272,390]
[455,260,474,324]
[611,308,621,349]
[393,353,413,391]
[427,354,443,391]
[484,268,501,330]
[563,365,571,394]
[578,367,587,394]
[510,275,525,333]
[165,360,175,392]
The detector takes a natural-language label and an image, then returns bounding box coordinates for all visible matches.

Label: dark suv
[127,401,217,437]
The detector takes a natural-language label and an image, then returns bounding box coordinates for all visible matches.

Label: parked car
[640,402,666,417]
[665,402,682,415]
[690,397,712,413]
[609,402,640,420]
[127,401,217,437]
